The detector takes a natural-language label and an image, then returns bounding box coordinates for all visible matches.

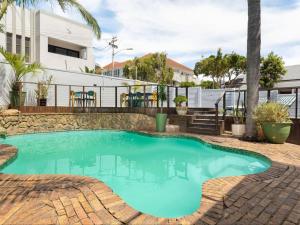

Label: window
[48,44,80,58]
[114,69,120,76]
[25,37,30,62]
[6,33,12,53]
[16,35,22,55]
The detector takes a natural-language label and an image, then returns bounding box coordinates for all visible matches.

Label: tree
[260,52,287,89]
[245,0,261,139]
[0,0,101,39]
[123,53,174,84]
[194,49,228,88]
[179,81,195,88]
[95,65,102,74]
[224,52,246,87]
[199,80,220,89]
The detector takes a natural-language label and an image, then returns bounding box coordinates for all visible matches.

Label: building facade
[103,55,197,84]
[0,5,95,72]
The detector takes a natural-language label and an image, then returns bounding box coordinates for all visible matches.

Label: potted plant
[35,75,53,106]
[174,95,188,115]
[254,102,292,144]
[156,84,167,132]
[231,89,245,137]
[232,108,245,137]
[154,52,171,132]
[0,47,42,108]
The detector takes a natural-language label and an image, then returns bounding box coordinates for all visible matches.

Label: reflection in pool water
[0,131,270,218]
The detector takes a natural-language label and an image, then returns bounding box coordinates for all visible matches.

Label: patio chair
[70,91,83,107]
[136,92,143,107]
[149,91,157,107]
[120,93,128,107]
[86,91,96,107]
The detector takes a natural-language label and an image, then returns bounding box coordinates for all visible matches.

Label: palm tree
[0,47,42,107]
[245,0,261,139]
[0,0,101,39]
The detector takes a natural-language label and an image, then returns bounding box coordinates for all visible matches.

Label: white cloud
[43,0,300,68]
[77,0,103,13]
[93,0,300,68]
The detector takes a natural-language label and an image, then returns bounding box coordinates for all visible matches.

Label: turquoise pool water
[0,131,270,218]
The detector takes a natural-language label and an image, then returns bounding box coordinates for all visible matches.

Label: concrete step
[188,111,217,115]
[189,123,220,129]
[187,127,220,135]
[188,108,216,115]
[192,118,224,124]
[194,115,220,120]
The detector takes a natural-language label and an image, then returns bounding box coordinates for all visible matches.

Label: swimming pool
[0,130,270,218]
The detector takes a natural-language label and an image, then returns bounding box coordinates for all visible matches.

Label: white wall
[36,11,95,71]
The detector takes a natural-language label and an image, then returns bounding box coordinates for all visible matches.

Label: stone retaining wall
[0,113,156,135]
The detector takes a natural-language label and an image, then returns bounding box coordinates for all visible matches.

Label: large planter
[256,124,265,141]
[156,113,167,132]
[232,124,246,138]
[262,122,292,144]
[9,91,26,108]
[38,98,47,106]
[176,107,188,116]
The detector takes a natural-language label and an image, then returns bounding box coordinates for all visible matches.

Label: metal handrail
[214,91,226,131]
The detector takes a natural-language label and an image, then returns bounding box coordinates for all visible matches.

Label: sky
[41,0,300,69]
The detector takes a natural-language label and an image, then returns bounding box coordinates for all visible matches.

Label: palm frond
[0,47,43,81]
[16,0,101,39]
[61,0,101,39]
[22,62,42,77]
[0,0,14,21]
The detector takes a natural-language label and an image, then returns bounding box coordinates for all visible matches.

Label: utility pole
[109,36,118,77]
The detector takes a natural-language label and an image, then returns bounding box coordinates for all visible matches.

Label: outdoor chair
[149,91,157,107]
[86,91,96,107]
[120,93,128,107]
[70,91,84,107]
[136,92,143,107]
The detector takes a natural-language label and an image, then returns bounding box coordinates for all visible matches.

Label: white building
[0,5,95,72]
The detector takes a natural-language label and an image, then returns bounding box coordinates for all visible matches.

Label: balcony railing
[8,81,300,119]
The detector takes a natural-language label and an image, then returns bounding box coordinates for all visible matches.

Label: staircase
[186,108,224,135]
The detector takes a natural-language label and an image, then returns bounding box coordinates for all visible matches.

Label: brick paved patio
[0,133,299,225]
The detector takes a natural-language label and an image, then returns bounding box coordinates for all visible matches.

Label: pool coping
[0,130,299,225]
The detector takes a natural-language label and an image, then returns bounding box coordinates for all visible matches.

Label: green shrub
[174,95,188,107]
[254,102,291,124]
[0,128,7,139]
[179,81,195,87]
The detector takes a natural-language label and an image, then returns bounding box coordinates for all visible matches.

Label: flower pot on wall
[176,107,187,116]
[156,113,167,132]
[232,124,246,138]
[262,122,292,144]
[38,98,47,106]
[9,91,26,108]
